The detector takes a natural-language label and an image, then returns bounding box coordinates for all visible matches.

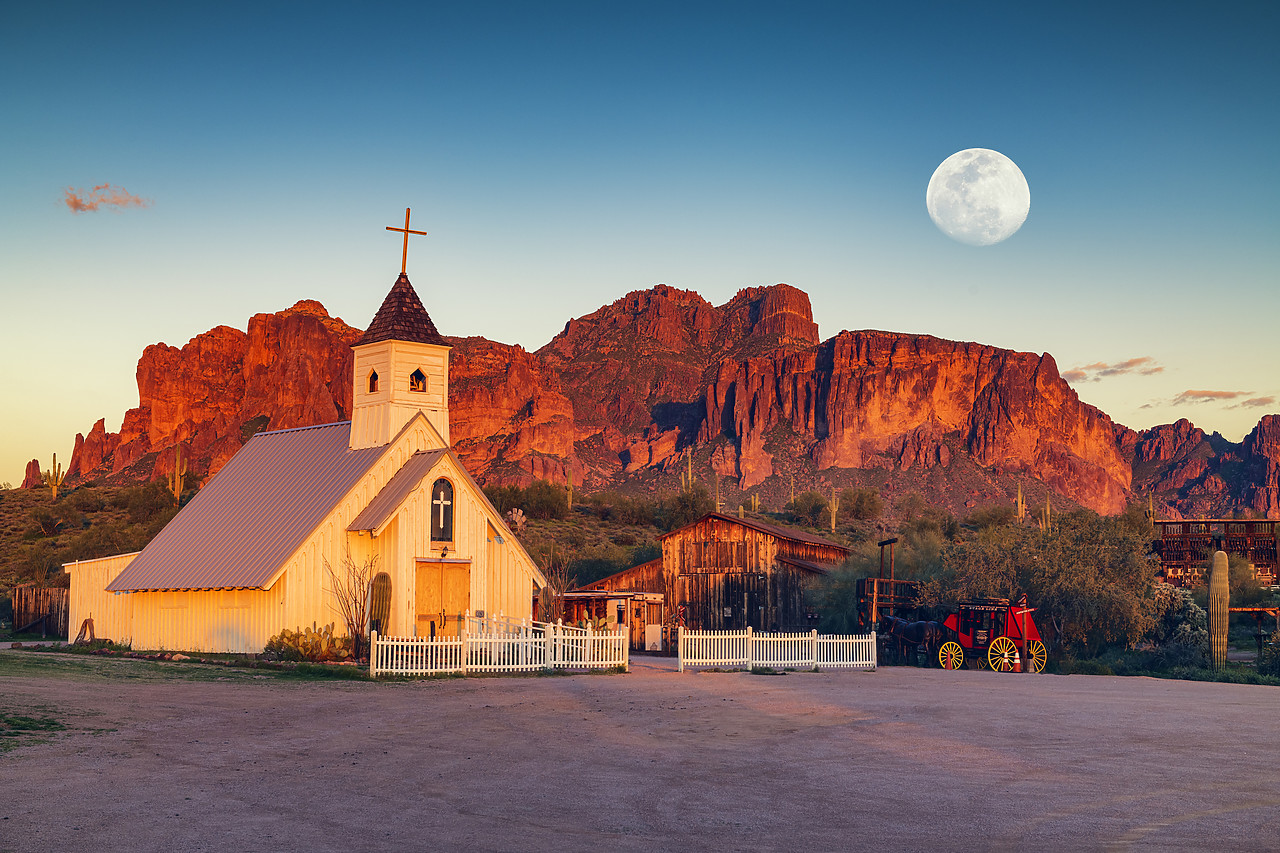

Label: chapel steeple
[349,210,452,450]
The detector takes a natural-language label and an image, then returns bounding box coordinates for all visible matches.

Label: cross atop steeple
[386,207,427,275]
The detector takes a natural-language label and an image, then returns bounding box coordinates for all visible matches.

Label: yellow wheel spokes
[939,641,964,670]
[1028,639,1047,673]
[988,636,1019,672]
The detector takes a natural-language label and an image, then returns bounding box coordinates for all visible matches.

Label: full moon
[926,148,1030,246]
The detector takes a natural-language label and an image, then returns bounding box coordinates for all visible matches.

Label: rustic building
[582,512,848,644]
[66,266,545,653]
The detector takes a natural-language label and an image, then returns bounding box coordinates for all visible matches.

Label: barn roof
[777,555,834,575]
[106,422,384,592]
[660,512,849,553]
[347,448,449,534]
[357,273,447,346]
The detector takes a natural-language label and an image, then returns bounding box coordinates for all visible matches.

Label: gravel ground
[2,652,1278,852]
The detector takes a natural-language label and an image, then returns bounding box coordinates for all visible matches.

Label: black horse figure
[879,614,947,666]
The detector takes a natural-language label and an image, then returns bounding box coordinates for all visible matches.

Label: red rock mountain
[63,283,1279,519]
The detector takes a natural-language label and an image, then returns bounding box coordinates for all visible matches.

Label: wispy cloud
[1172,389,1248,405]
[65,183,152,213]
[1063,357,1163,384]
[1144,389,1276,411]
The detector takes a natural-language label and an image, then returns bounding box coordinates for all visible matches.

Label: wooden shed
[581,513,847,640]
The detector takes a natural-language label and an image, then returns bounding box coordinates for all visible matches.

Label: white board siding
[65,553,139,645]
[127,585,286,653]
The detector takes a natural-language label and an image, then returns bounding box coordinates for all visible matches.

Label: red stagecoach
[938,597,1045,673]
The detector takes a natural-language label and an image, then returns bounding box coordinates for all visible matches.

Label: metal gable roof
[106,422,385,592]
[346,448,448,534]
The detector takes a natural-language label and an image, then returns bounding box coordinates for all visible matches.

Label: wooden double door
[415,560,470,638]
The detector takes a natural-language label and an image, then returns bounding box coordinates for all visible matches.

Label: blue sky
[2,1,1277,485]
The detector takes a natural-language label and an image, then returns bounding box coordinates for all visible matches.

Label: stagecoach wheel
[938,641,964,670]
[1027,640,1047,673]
[988,636,1019,672]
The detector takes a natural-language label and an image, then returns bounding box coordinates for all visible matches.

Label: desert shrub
[585,491,658,526]
[840,488,883,521]
[1146,583,1208,668]
[264,623,352,662]
[786,491,828,527]
[521,480,569,519]
[965,505,1015,529]
[655,484,713,531]
[483,484,524,514]
[29,507,64,537]
[121,481,174,525]
[1258,642,1280,678]
[66,489,105,513]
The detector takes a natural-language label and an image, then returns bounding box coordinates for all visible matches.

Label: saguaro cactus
[829,486,841,532]
[1208,549,1229,670]
[168,445,187,505]
[43,453,65,501]
[1015,484,1027,521]
[1037,496,1053,532]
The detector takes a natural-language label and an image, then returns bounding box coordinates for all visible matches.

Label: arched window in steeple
[430,479,454,542]
[368,370,379,393]
[409,369,427,393]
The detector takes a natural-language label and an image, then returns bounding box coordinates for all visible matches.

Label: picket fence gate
[677,627,877,672]
[370,621,629,678]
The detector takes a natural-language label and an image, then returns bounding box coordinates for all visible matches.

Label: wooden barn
[65,265,545,653]
[581,512,848,645]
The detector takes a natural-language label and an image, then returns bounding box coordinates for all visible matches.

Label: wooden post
[545,621,554,671]
[811,629,819,670]
[678,625,684,672]
[370,630,379,679]
[460,620,469,675]
[746,625,754,669]
[623,626,630,672]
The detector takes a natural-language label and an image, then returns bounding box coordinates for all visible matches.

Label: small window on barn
[430,478,454,542]
[368,370,379,393]
[409,369,427,392]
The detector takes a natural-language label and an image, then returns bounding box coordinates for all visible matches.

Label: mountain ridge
[55,282,1280,520]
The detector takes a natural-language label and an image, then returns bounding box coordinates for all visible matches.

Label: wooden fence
[677,627,877,672]
[370,622,629,678]
[11,585,69,637]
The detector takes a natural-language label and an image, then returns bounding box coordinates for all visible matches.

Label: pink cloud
[1172,389,1248,405]
[65,183,152,213]
[1063,356,1163,383]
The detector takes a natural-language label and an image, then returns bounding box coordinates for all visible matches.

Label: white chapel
[65,227,546,653]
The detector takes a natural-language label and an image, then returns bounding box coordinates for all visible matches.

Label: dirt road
[3,652,1278,851]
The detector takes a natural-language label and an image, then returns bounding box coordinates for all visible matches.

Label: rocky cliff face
[699,331,1130,513]
[62,284,1280,519]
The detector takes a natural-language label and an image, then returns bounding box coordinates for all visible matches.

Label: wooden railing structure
[370,619,629,678]
[677,627,877,672]
[1154,520,1278,587]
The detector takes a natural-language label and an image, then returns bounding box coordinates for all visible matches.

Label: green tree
[921,510,1157,657]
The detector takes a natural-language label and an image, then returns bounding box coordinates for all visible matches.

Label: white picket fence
[370,622,629,678]
[677,627,877,672]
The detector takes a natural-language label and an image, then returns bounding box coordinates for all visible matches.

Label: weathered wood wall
[12,585,70,636]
